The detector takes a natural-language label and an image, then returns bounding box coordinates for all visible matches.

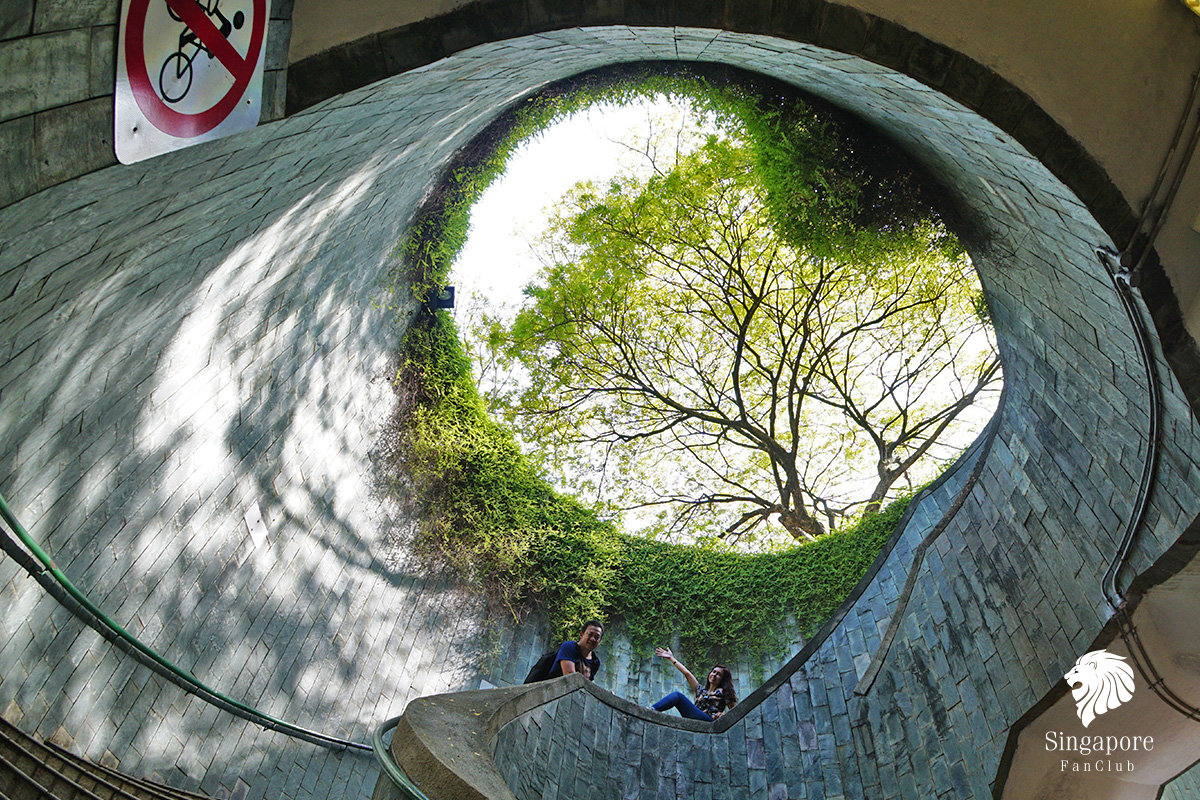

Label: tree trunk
[777,506,825,541]
[862,467,900,517]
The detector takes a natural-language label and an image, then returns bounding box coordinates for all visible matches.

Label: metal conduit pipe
[1097,246,1164,611]
[1093,247,1200,724]
[1132,106,1200,278]
[1125,66,1200,259]
[0,490,373,754]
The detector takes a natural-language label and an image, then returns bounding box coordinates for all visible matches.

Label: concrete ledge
[385,678,583,800]
[379,673,721,800]
[577,676,714,733]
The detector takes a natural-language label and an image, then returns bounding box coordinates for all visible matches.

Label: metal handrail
[1093,247,1200,724]
[1095,247,1163,610]
[0,490,371,753]
[372,716,433,800]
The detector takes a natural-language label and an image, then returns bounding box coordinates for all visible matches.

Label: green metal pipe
[0,489,371,753]
[372,717,432,800]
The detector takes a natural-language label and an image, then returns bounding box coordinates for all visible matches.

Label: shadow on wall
[0,134,483,795]
[3,36,646,796]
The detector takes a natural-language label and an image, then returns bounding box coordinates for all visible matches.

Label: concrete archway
[1,3,1200,799]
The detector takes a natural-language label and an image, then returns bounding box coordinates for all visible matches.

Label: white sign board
[115,0,271,164]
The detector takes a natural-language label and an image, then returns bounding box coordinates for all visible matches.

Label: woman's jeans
[651,690,712,721]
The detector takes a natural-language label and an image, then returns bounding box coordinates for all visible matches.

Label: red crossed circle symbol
[125,0,267,138]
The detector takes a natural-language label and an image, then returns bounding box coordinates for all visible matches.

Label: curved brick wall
[1,22,1199,800]
[473,38,1200,800]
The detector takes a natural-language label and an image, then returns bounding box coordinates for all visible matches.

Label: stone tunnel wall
[491,437,989,800]
[0,0,294,209]
[0,34,538,800]
[483,36,1200,795]
[1,24,1200,800]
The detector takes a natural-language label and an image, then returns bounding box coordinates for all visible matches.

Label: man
[547,619,604,681]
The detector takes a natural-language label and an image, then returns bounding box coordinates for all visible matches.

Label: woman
[649,646,738,722]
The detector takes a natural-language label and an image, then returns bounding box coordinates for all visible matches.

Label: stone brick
[905,37,955,88]
[264,18,292,72]
[817,3,870,54]
[0,29,92,122]
[286,35,386,115]
[857,17,913,71]
[439,0,531,55]
[974,74,1030,135]
[32,1,118,33]
[769,0,824,44]
[524,0,579,32]
[0,115,38,206]
[675,0,725,29]
[940,55,992,108]
[86,25,114,98]
[376,22,445,77]
[725,0,771,33]
[259,69,287,124]
[0,0,33,41]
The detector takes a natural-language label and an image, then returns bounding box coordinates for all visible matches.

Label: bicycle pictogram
[158,0,245,103]
[117,0,268,161]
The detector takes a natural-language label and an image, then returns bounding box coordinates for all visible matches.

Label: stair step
[1,731,141,800]
[1,745,113,800]
[44,745,208,800]
[0,718,210,800]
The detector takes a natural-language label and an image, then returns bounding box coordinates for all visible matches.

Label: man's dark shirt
[547,640,600,680]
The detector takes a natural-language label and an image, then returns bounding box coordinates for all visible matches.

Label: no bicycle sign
[115,0,270,164]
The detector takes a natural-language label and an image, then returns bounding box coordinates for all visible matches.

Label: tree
[483,107,999,545]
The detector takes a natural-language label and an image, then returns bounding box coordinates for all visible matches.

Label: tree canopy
[479,89,999,544]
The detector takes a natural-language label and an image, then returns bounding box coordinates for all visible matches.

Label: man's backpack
[522,649,560,684]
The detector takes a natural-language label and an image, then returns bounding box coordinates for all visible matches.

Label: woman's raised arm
[654,646,699,692]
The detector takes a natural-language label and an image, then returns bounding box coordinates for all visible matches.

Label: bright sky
[451,97,715,316]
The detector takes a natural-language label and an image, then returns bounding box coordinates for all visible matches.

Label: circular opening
[387,63,1003,670]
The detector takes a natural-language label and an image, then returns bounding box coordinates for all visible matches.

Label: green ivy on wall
[394,307,914,657]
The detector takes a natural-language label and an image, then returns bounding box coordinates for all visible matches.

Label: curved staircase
[0,717,212,800]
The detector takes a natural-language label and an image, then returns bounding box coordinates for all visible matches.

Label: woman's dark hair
[711,664,737,707]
